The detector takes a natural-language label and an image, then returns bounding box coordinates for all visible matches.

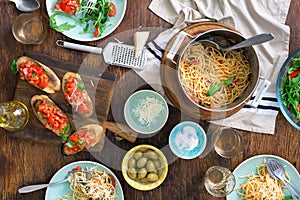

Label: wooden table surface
[1,0,300,200]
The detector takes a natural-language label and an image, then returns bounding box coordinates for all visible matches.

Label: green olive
[127,167,137,180]
[153,160,161,169]
[136,157,147,168]
[133,151,143,160]
[128,158,136,168]
[147,172,159,182]
[137,168,147,179]
[139,178,149,183]
[145,150,159,160]
[146,160,156,172]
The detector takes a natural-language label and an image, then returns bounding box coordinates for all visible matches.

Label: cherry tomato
[93,26,99,37]
[108,2,116,17]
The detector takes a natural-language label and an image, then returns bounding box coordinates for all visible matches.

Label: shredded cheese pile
[132,97,164,128]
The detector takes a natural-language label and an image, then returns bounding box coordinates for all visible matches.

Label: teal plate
[226,155,300,199]
[46,0,127,41]
[45,161,124,200]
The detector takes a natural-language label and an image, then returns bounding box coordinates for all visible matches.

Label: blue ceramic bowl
[124,90,169,134]
[276,48,300,130]
[169,121,207,159]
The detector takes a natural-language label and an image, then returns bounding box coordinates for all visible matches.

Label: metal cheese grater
[56,40,147,70]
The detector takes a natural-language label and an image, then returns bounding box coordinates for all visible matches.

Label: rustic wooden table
[0,0,299,200]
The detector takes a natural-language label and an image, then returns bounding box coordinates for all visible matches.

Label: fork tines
[86,0,96,14]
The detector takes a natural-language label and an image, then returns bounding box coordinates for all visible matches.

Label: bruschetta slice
[31,95,70,137]
[62,72,94,118]
[63,124,104,155]
[54,0,82,15]
[16,56,61,94]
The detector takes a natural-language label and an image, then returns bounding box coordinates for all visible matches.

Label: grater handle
[56,40,103,54]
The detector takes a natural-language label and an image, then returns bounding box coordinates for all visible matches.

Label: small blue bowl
[276,48,300,130]
[124,90,169,135]
[169,121,207,159]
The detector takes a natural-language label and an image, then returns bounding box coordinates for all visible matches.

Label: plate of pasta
[45,161,124,200]
[226,155,300,200]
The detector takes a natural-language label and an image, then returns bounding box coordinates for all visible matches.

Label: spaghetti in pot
[179,41,251,108]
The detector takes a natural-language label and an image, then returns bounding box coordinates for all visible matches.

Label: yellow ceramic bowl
[122,144,168,191]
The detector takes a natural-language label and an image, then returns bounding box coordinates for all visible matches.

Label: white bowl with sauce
[124,90,169,135]
[169,121,207,159]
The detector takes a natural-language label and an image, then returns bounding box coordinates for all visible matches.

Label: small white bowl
[124,90,169,135]
[169,121,207,159]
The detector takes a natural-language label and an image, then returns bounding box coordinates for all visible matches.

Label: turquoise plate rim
[46,0,127,41]
[45,160,124,200]
[226,154,300,199]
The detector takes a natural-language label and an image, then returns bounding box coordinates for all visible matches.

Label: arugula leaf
[61,124,70,143]
[49,13,77,32]
[79,0,111,37]
[11,57,19,75]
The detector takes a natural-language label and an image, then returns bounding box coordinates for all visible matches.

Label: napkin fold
[136,0,291,134]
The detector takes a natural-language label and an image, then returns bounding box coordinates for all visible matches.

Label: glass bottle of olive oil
[0,101,29,131]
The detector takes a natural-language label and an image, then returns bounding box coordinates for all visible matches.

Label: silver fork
[266,159,300,199]
[86,0,97,14]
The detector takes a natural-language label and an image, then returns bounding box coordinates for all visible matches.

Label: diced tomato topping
[37,100,69,134]
[19,61,50,89]
[64,76,92,115]
[55,0,79,14]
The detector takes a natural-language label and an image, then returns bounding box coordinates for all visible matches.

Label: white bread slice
[134,31,150,58]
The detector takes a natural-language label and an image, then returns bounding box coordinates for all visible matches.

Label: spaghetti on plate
[58,167,116,200]
[236,163,286,200]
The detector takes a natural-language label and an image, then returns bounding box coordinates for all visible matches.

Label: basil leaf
[223,76,234,85]
[78,139,83,148]
[11,58,19,75]
[77,82,85,90]
[61,124,70,143]
[66,141,75,148]
[206,83,220,96]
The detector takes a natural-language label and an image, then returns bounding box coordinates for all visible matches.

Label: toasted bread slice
[16,56,61,94]
[62,72,94,118]
[63,124,104,155]
[31,95,70,137]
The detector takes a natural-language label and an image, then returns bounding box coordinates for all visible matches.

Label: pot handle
[166,31,193,64]
[246,78,271,108]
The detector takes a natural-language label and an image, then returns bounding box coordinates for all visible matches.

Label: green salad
[50,0,116,37]
[281,56,300,119]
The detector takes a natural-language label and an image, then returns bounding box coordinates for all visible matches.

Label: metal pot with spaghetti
[166,29,272,120]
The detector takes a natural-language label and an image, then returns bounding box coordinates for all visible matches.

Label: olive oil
[0,101,29,131]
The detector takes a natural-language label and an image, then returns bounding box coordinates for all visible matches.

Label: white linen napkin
[135,0,291,134]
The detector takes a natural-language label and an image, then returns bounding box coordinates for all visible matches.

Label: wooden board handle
[102,121,138,143]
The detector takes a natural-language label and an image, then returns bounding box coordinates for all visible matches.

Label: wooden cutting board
[11,52,117,145]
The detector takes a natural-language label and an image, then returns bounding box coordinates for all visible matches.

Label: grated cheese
[132,96,164,128]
